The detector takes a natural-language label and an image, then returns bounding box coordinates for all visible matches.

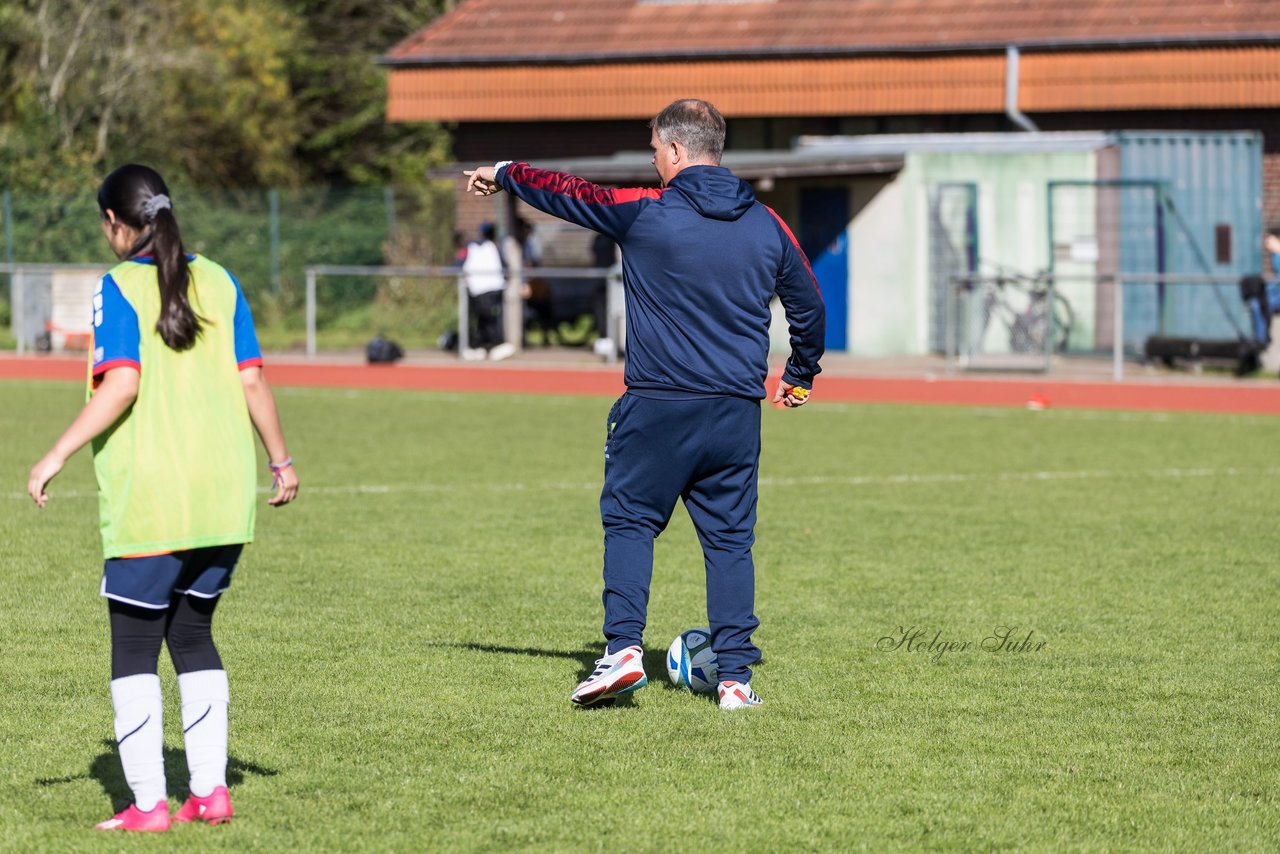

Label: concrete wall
[848,176,913,356]
[845,149,1097,356]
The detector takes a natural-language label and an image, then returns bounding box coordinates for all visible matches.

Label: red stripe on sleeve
[763,205,821,295]
[507,163,663,206]
[238,357,264,371]
[608,187,665,204]
[92,359,142,377]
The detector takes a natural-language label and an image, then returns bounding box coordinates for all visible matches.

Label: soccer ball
[667,628,718,694]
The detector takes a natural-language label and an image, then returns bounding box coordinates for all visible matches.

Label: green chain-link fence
[1,183,455,352]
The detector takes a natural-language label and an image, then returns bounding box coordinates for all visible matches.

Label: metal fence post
[2,190,13,266]
[289,264,635,363]
[269,189,281,295]
[1,192,13,354]
[385,186,396,242]
[305,268,316,359]
[1043,273,1055,374]
[13,267,24,355]
[605,266,623,363]
[1112,276,1124,381]
[945,274,956,375]
[457,273,470,356]
[504,254,523,353]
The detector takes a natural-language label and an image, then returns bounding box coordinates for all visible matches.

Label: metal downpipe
[1005,45,1040,133]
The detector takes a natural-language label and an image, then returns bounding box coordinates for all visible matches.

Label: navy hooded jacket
[496,162,825,400]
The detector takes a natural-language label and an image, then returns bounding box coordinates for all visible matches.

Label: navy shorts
[100,544,244,610]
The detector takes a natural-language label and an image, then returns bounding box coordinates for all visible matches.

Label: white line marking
[275,387,1279,424]
[8,466,1277,502]
[802,403,1280,425]
[275,386,592,407]
[756,466,1278,488]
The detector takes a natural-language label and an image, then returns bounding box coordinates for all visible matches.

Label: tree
[284,0,452,186]
[158,0,303,187]
[0,0,303,191]
[1,0,455,191]
[0,0,177,193]
[0,0,460,278]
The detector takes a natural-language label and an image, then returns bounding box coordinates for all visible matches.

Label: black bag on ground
[366,336,404,364]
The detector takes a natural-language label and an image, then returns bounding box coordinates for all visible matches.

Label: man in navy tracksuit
[466,99,824,710]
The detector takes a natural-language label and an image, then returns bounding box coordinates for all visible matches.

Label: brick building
[385,0,1279,208]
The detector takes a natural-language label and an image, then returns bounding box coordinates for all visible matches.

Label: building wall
[453,179,505,247]
[1266,153,1280,234]
[848,177,914,356]
[1267,153,1280,278]
[454,121,645,162]
[451,115,1018,161]
[452,121,1272,355]
[452,107,1280,250]
[1114,131,1263,343]
[845,149,1097,357]
[1037,107,1280,268]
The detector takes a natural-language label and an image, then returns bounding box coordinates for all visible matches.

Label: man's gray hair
[650,99,726,164]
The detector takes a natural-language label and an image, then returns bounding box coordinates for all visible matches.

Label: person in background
[451,230,468,267]
[1246,232,1280,346]
[27,164,298,833]
[461,222,515,360]
[465,98,824,711]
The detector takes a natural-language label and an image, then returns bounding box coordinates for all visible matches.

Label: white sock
[109,674,166,811]
[178,669,229,797]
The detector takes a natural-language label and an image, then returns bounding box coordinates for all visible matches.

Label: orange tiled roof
[384,0,1280,65]
[387,47,1280,121]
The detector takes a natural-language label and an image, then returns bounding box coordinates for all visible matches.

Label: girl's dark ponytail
[149,205,199,350]
[98,164,202,351]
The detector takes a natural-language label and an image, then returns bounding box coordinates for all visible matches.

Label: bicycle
[962,266,1074,354]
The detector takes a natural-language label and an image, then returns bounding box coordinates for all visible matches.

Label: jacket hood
[667,166,755,221]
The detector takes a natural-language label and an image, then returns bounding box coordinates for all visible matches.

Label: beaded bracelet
[268,457,293,487]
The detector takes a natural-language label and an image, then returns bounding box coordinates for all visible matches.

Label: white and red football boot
[571,645,647,706]
[717,680,763,711]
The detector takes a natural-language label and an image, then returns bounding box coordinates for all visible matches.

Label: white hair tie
[142,194,171,221]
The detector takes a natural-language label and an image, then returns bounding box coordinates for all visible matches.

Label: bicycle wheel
[1051,292,1073,352]
[1009,295,1047,352]
[1010,292,1074,353]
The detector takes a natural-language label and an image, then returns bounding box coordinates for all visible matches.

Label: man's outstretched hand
[465,166,501,196]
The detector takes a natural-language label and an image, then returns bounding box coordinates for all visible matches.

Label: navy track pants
[599,391,762,683]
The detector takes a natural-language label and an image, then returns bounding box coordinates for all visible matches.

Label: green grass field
[2,379,1277,851]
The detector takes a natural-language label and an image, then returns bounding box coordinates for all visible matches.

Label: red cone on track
[1026,393,1050,411]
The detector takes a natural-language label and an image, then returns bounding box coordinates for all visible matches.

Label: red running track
[3,355,1279,415]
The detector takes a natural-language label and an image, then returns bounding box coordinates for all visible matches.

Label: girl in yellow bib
[27,164,299,833]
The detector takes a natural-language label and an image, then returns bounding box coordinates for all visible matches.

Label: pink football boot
[174,786,234,825]
[95,801,171,832]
